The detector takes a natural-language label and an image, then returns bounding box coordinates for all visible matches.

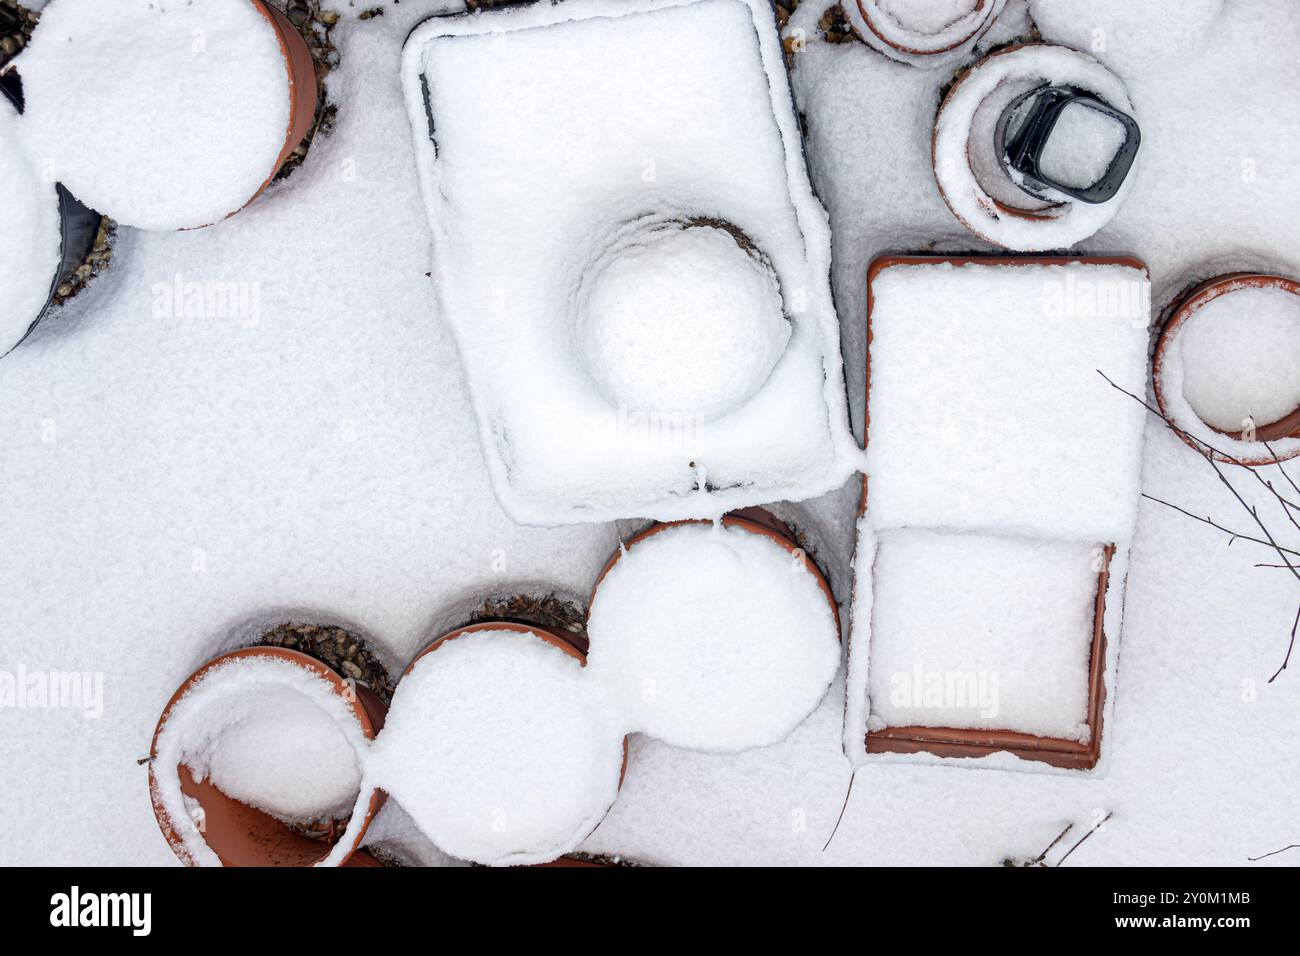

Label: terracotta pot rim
[148,645,383,867]
[208,0,319,226]
[1152,272,1300,465]
[853,0,999,57]
[589,508,841,641]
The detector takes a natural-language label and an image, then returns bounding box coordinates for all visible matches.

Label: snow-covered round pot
[1153,273,1300,466]
[586,508,841,754]
[148,646,386,867]
[370,620,628,867]
[932,43,1139,251]
[844,0,1007,68]
[13,0,319,230]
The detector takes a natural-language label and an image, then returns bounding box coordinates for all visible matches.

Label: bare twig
[1055,811,1113,866]
[1029,822,1074,866]
[1141,493,1300,561]
[822,769,857,852]
[1248,843,1300,862]
[1267,604,1300,684]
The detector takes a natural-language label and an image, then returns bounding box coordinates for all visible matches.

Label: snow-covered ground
[1,0,1297,866]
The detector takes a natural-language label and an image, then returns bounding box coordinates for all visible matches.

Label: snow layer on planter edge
[586,521,842,753]
[0,94,60,354]
[400,0,863,525]
[15,0,291,231]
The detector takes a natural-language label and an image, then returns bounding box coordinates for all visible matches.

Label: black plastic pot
[1,70,103,357]
[996,84,1140,205]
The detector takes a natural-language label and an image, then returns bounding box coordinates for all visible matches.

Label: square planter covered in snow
[400,0,860,525]
[846,256,1151,772]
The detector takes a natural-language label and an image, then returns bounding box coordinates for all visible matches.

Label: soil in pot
[367,622,625,867]
[585,512,841,754]
[13,0,319,230]
[1156,277,1300,453]
[149,647,383,867]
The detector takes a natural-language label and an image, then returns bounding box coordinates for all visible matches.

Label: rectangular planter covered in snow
[846,255,1152,772]
[400,0,860,525]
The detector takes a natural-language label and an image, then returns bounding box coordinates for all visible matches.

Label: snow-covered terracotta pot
[148,646,386,867]
[1153,273,1300,466]
[12,0,319,230]
[844,0,1007,67]
[932,43,1139,251]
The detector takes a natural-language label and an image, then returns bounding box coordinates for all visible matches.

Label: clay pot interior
[149,646,386,867]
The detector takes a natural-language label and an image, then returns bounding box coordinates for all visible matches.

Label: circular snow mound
[576,221,789,420]
[1,95,60,355]
[933,44,1137,251]
[1178,287,1300,434]
[586,521,841,753]
[16,0,291,230]
[370,629,625,867]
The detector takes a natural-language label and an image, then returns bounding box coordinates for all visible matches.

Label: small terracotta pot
[591,507,840,638]
[1152,273,1300,466]
[233,1,319,219]
[848,0,1004,59]
[149,646,386,867]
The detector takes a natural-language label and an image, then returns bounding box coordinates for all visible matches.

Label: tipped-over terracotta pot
[1153,273,1300,466]
[149,646,386,867]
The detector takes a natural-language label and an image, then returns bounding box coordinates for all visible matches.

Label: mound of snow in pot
[1172,286,1300,435]
[868,529,1098,742]
[586,521,841,753]
[933,44,1138,251]
[401,0,861,524]
[16,0,291,230]
[368,629,624,867]
[1,94,60,355]
[577,221,789,420]
[1037,100,1127,189]
[865,260,1151,543]
[151,655,371,866]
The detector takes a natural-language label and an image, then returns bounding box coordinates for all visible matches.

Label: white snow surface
[864,261,1151,543]
[577,221,789,420]
[15,0,292,230]
[368,629,625,867]
[867,528,1098,741]
[1038,100,1126,189]
[586,521,841,753]
[2,0,1300,867]
[843,0,1007,67]
[0,95,60,355]
[401,0,862,524]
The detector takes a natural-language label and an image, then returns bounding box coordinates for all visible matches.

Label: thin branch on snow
[1247,843,1300,862]
[822,769,857,852]
[1055,811,1113,867]
[1267,604,1300,684]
